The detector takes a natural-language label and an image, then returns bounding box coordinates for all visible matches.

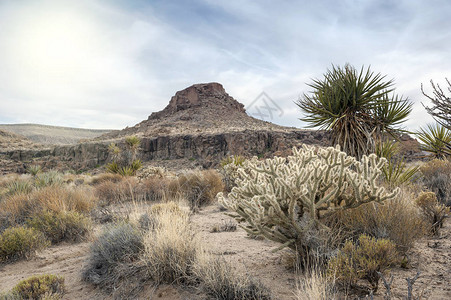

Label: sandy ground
[0,203,450,300]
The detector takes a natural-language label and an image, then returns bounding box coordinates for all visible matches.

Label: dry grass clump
[332,188,427,253]
[90,173,123,185]
[420,159,451,206]
[141,203,198,284]
[11,274,65,300]
[193,252,272,300]
[171,169,224,211]
[94,177,147,205]
[27,211,92,244]
[141,176,172,201]
[0,226,49,262]
[327,235,399,292]
[0,185,97,232]
[295,268,337,300]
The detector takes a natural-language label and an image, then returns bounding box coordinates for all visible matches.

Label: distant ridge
[0,124,113,145]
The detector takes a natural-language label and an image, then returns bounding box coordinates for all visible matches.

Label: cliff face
[0,82,422,173]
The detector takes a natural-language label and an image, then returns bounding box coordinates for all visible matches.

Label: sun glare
[14,13,99,77]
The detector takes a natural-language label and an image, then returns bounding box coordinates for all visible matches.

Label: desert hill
[0,129,39,151]
[0,124,112,145]
[98,82,296,140]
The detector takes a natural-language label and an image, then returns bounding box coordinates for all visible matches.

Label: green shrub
[82,223,143,289]
[327,235,398,291]
[12,274,65,300]
[0,226,49,262]
[27,211,92,244]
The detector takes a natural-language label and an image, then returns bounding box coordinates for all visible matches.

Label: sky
[0,0,450,130]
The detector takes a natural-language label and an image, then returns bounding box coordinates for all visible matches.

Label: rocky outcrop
[0,82,423,173]
[1,142,110,173]
[149,82,245,120]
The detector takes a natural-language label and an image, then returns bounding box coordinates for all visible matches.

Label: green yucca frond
[416,123,451,159]
[376,140,419,186]
[125,136,141,149]
[297,64,411,159]
[7,180,33,195]
[106,162,120,174]
[27,165,42,176]
[130,159,142,171]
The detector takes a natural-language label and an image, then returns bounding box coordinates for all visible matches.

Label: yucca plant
[416,123,451,159]
[375,140,420,186]
[297,64,412,159]
[27,165,42,176]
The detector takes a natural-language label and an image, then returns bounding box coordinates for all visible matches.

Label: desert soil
[0,203,450,300]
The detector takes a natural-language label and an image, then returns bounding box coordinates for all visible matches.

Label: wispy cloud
[0,0,449,129]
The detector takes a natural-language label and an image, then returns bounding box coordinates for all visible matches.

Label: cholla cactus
[218,145,399,252]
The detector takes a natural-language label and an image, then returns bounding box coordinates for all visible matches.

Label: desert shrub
[142,204,198,284]
[12,274,65,300]
[332,188,427,252]
[176,169,224,211]
[90,173,123,185]
[27,211,92,244]
[82,223,144,289]
[194,252,272,300]
[327,235,398,292]
[27,165,42,176]
[34,171,63,188]
[141,176,171,201]
[415,192,450,235]
[0,226,49,262]
[416,123,451,159]
[219,145,399,262]
[94,177,146,205]
[220,155,246,192]
[420,159,451,206]
[295,269,337,300]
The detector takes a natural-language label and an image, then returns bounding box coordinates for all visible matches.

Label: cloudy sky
[0,0,449,130]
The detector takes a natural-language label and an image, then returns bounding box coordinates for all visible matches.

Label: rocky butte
[0,82,421,173]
